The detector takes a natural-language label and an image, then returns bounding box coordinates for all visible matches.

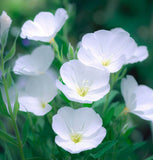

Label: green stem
[1,48,25,160]
[102,73,117,113]
[103,92,110,113]
[51,40,63,64]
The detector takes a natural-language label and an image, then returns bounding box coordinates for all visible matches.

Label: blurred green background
[0,0,153,159]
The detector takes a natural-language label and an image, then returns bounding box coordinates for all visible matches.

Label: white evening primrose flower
[20,8,68,43]
[78,28,148,73]
[56,60,110,104]
[0,11,12,37]
[121,75,153,121]
[52,107,106,154]
[13,45,54,75]
[18,72,57,116]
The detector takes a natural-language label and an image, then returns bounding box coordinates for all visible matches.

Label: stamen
[41,103,46,108]
[49,38,55,44]
[102,60,110,66]
[71,133,82,143]
[77,87,89,97]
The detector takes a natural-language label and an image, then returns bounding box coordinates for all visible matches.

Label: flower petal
[13,45,54,75]
[19,96,52,116]
[25,72,57,103]
[121,75,138,111]
[54,8,68,33]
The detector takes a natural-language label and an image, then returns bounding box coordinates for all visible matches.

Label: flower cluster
[0,8,152,158]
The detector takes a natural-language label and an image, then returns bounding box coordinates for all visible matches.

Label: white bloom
[121,75,153,121]
[78,28,148,73]
[0,11,12,37]
[52,107,106,154]
[20,8,68,42]
[19,72,57,116]
[13,45,54,75]
[56,60,110,103]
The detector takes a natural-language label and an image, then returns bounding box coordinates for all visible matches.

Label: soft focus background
[0,0,153,159]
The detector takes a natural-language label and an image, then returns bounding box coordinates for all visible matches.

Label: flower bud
[0,11,12,36]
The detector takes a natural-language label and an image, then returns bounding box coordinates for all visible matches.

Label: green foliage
[0,129,17,146]
[1,29,8,47]
[0,89,9,117]
[13,95,19,118]
[90,140,118,158]
[4,36,17,63]
[145,155,153,160]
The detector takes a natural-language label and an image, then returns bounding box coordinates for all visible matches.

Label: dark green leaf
[0,129,17,146]
[22,119,29,144]
[13,94,19,118]
[114,103,125,117]
[92,90,119,109]
[90,140,117,158]
[4,36,17,62]
[104,106,115,125]
[118,67,127,80]
[132,141,146,150]
[0,89,9,117]
[26,158,50,160]
[6,70,13,88]
[144,155,153,160]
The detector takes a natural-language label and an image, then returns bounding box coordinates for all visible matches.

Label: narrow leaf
[22,119,29,144]
[144,155,153,160]
[4,35,17,62]
[1,29,8,47]
[13,95,19,118]
[90,140,117,158]
[0,89,9,116]
[0,129,17,146]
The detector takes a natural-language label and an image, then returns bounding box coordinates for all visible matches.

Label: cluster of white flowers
[1,9,153,155]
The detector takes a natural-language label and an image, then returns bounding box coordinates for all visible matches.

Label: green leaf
[104,106,115,125]
[4,36,17,62]
[22,119,29,144]
[92,90,119,109]
[1,29,9,47]
[6,70,13,88]
[26,158,50,160]
[13,94,19,118]
[90,140,117,158]
[0,89,9,117]
[132,141,146,150]
[0,129,17,146]
[144,155,153,160]
[117,141,146,158]
[67,43,75,60]
[118,67,127,80]
[114,103,125,117]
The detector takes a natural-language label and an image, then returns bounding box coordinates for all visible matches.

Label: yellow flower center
[71,133,82,143]
[121,106,129,115]
[77,87,89,97]
[102,60,110,66]
[41,103,46,108]
[49,38,55,44]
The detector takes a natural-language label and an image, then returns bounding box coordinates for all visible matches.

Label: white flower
[20,8,68,42]
[0,11,12,37]
[18,72,57,116]
[56,60,110,103]
[52,107,106,154]
[13,45,54,75]
[78,28,148,73]
[121,75,153,121]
